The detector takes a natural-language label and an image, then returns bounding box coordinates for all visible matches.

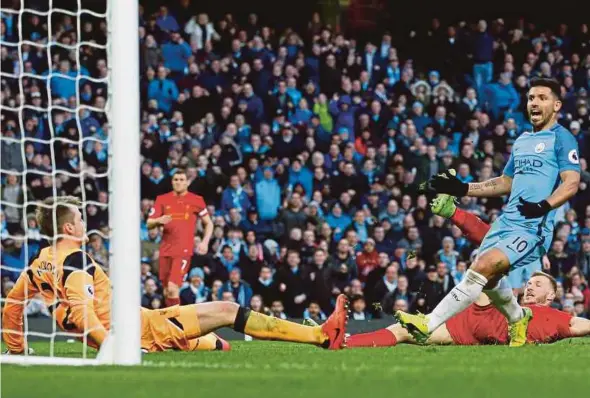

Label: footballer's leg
[165,256,191,307]
[396,246,507,343]
[187,333,231,352]
[159,256,172,302]
[345,323,454,348]
[431,193,490,245]
[191,294,348,349]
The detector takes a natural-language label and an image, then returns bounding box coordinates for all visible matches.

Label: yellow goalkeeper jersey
[2,246,111,353]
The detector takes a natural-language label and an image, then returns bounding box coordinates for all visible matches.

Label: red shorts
[159,256,191,287]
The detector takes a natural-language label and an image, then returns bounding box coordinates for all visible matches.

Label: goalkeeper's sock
[484,278,524,323]
[346,329,397,348]
[233,307,326,344]
[165,297,180,307]
[451,208,490,245]
[427,269,488,332]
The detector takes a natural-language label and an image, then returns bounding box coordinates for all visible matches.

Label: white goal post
[0,0,140,366]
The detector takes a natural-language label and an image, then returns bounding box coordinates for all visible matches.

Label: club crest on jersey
[85,284,95,297]
[568,149,579,164]
[535,142,545,153]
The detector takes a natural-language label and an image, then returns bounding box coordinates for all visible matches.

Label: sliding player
[346,271,590,348]
[147,169,213,308]
[398,78,581,346]
[2,196,348,355]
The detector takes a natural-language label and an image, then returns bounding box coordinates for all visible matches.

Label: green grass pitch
[2,339,590,398]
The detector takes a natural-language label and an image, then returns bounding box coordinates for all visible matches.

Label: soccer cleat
[394,311,430,344]
[508,307,533,347]
[320,294,349,350]
[430,194,457,219]
[303,318,319,327]
[215,335,232,351]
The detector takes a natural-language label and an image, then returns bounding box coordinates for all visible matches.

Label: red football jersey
[149,192,207,257]
[447,304,573,345]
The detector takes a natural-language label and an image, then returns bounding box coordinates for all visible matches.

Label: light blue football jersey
[501,123,580,251]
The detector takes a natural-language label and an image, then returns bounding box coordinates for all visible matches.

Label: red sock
[165,297,180,307]
[346,329,397,348]
[451,208,491,245]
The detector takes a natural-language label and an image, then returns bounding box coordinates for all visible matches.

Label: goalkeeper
[2,196,347,354]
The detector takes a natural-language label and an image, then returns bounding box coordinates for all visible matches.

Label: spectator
[382,275,413,315]
[142,278,164,309]
[180,267,210,305]
[221,174,251,216]
[437,261,456,295]
[372,265,399,305]
[485,72,520,119]
[161,32,191,78]
[218,268,253,306]
[303,301,326,324]
[418,265,444,313]
[184,13,219,51]
[276,250,308,317]
[356,238,379,283]
[350,295,371,320]
[148,66,179,114]
[270,300,287,320]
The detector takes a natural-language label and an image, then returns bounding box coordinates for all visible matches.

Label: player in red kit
[346,271,590,348]
[147,169,213,307]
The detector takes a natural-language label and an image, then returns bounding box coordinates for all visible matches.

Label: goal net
[1,0,140,365]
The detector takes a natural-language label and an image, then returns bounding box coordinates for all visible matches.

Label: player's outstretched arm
[466,174,513,198]
[429,170,512,198]
[569,316,590,338]
[1,273,37,353]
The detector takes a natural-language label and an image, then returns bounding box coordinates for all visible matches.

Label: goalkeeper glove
[428,170,469,197]
[517,198,552,219]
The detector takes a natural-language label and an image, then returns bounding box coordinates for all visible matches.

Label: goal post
[108,0,141,366]
[0,0,141,366]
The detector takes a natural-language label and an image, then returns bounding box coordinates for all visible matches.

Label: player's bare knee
[218,302,240,324]
[167,283,180,297]
[471,250,509,280]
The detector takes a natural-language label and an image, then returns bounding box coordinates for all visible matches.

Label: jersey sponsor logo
[568,149,579,164]
[514,158,543,174]
[534,142,545,153]
[85,284,95,297]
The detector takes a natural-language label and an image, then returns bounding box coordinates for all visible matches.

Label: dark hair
[529,77,561,99]
[172,168,187,177]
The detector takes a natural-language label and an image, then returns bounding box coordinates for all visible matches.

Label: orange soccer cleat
[215,334,232,351]
[321,294,349,350]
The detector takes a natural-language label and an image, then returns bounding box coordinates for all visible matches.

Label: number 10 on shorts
[508,236,528,253]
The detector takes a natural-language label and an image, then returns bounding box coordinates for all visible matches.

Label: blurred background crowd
[1,0,589,322]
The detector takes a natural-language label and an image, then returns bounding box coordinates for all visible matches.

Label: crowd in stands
[1,1,590,321]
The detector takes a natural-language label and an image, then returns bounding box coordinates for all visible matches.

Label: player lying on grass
[398,78,581,347]
[345,195,589,347]
[345,271,590,347]
[2,196,348,355]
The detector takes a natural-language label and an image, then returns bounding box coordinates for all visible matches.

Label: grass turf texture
[2,339,590,398]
